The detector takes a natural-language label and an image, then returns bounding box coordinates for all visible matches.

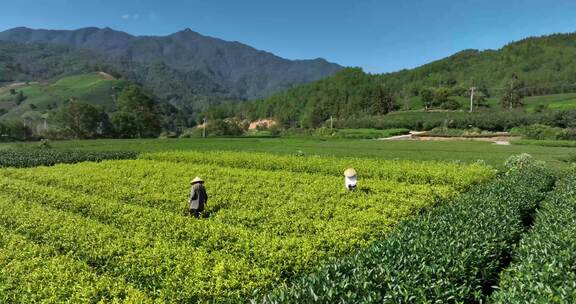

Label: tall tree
[14,91,26,105]
[53,100,100,138]
[432,87,450,107]
[420,88,434,110]
[501,74,525,109]
[372,86,398,115]
[113,85,161,138]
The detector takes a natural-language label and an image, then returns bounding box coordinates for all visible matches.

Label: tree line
[202,32,576,128]
[205,68,531,129]
[0,85,163,141]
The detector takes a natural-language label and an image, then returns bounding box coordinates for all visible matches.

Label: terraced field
[0,73,128,119]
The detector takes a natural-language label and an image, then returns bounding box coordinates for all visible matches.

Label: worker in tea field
[188,177,208,218]
[344,168,357,191]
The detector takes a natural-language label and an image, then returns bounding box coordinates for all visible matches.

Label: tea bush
[0,152,492,302]
[0,150,137,168]
[256,166,553,303]
[142,151,494,191]
[492,174,576,303]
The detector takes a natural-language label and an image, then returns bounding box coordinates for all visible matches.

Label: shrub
[143,150,495,190]
[440,98,462,110]
[334,110,570,132]
[504,153,545,172]
[0,150,138,168]
[313,127,335,137]
[255,166,553,303]
[0,119,31,141]
[207,119,245,136]
[491,174,576,303]
[559,128,576,140]
[510,124,566,140]
[0,152,490,302]
[330,128,409,139]
[179,127,204,138]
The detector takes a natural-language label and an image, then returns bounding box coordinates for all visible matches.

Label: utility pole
[509,77,515,110]
[469,87,476,113]
[202,118,207,138]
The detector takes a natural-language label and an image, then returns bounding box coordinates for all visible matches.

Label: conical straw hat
[344,168,357,177]
[190,177,204,184]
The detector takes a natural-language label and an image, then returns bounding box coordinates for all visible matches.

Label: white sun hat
[344,168,357,177]
[190,177,204,184]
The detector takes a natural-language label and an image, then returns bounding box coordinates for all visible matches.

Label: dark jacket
[189,183,208,211]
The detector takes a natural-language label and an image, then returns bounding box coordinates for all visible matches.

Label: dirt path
[97,72,115,80]
[379,131,518,145]
[378,131,425,140]
[0,82,39,95]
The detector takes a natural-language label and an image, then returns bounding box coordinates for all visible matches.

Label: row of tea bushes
[0,155,476,303]
[491,174,576,303]
[142,151,494,190]
[0,226,149,303]
[256,167,554,303]
[0,150,137,168]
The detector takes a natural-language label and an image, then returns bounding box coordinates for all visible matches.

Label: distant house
[249,119,277,130]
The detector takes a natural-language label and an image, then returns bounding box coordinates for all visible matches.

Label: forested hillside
[0,40,232,113]
[380,33,576,95]
[240,32,576,127]
[233,68,397,128]
[0,27,342,102]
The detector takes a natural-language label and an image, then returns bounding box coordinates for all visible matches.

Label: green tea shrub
[143,151,494,190]
[492,174,576,303]
[0,152,492,302]
[256,166,553,303]
[510,124,566,140]
[0,150,137,168]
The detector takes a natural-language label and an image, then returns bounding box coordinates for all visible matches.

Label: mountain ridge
[238,31,576,127]
[0,26,343,101]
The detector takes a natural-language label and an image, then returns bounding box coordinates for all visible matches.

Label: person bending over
[188,177,208,218]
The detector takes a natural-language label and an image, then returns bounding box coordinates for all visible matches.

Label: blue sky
[1,0,576,73]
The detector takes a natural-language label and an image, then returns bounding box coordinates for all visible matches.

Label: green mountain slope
[0,73,129,120]
[378,33,576,96]
[0,27,343,101]
[241,32,576,126]
[0,40,230,114]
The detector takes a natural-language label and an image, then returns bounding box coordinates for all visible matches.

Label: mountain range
[0,27,343,108]
[3,27,576,131]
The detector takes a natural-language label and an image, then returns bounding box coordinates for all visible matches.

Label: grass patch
[0,73,128,118]
[513,139,576,147]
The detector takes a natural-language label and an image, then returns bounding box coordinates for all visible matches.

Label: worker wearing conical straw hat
[188,177,208,218]
[344,168,357,191]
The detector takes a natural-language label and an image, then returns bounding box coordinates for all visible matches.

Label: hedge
[255,167,554,303]
[491,174,576,303]
[0,150,138,168]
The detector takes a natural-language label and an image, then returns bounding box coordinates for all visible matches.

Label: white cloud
[121,13,141,21]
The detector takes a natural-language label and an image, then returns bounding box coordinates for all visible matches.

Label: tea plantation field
[3,137,575,169]
[0,151,493,303]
